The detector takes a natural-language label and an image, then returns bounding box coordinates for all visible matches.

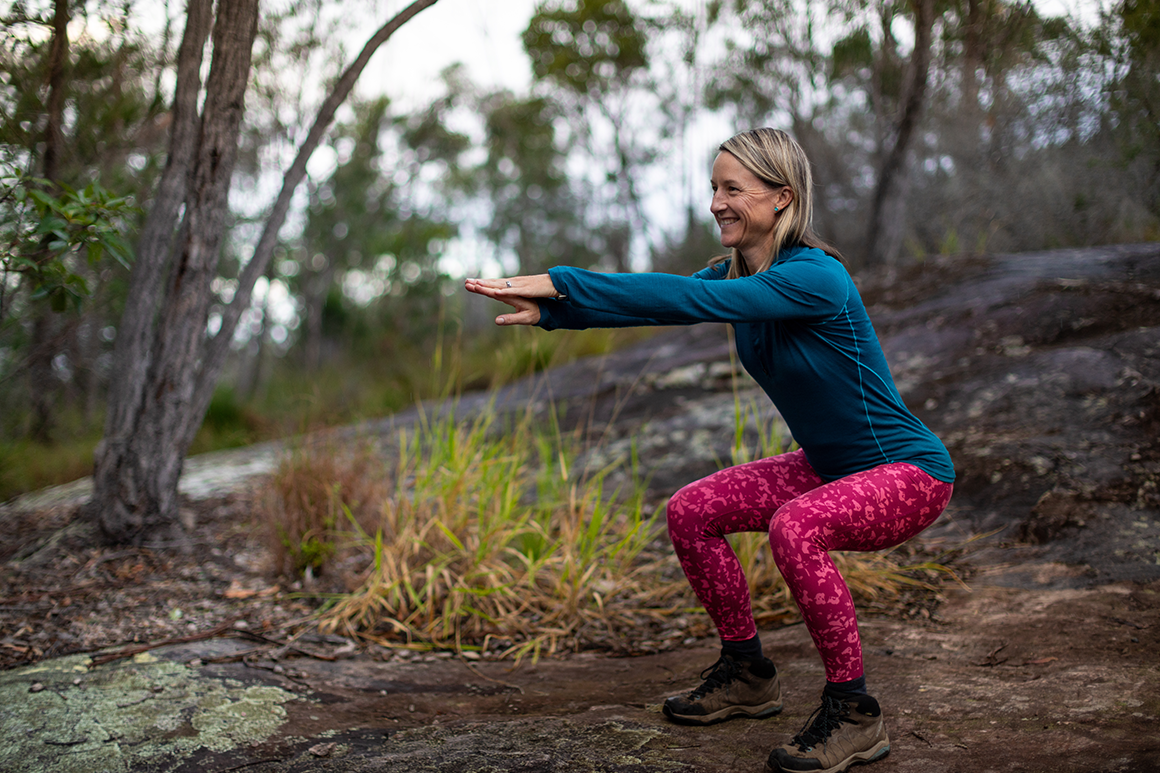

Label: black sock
[720,634,764,663]
[824,675,868,699]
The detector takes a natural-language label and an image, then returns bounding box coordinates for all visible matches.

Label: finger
[465,281,504,298]
[496,306,541,326]
[468,275,556,298]
[466,279,518,300]
[467,277,514,289]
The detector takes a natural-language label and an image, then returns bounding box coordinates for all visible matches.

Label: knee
[768,506,821,561]
[665,481,715,544]
[767,510,793,556]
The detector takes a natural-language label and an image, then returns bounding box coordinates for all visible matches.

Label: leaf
[34,216,67,235]
[7,255,38,270]
[28,189,56,208]
[100,234,133,268]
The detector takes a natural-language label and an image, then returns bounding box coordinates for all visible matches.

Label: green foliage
[830,27,873,80]
[0,430,100,503]
[1108,0,1160,213]
[286,92,463,370]
[189,387,266,454]
[521,0,657,272]
[477,90,600,274]
[523,0,648,95]
[0,173,137,316]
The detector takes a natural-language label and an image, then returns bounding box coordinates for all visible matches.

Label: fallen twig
[975,641,1009,667]
[199,646,269,664]
[0,580,107,605]
[88,618,241,667]
[230,629,337,661]
[1106,616,1148,630]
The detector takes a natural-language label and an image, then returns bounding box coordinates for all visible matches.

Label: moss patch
[0,653,295,773]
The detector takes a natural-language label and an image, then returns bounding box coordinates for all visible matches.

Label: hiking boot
[662,654,782,725]
[765,693,890,773]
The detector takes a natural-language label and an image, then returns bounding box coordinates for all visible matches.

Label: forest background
[0,0,1156,510]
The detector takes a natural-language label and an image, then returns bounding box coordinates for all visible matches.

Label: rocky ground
[1,242,1159,772]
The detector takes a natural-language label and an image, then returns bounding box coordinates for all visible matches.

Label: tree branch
[866,0,935,266]
[192,0,442,437]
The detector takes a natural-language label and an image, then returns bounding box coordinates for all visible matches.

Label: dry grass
[261,440,389,577]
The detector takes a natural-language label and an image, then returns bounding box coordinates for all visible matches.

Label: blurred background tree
[0,0,1155,507]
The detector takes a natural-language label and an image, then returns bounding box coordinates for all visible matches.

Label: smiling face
[710,151,793,268]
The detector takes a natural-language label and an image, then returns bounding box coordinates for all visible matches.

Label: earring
[774,206,779,212]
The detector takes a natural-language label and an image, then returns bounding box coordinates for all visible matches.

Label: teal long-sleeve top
[538,245,955,483]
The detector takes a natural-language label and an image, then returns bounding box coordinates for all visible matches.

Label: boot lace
[687,656,743,699]
[791,695,853,751]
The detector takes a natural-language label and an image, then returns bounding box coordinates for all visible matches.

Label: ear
[774,187,794,212]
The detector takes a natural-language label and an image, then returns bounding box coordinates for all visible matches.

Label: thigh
[668,448,826,536]
[772,463,952,552]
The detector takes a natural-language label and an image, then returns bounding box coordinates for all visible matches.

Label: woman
[464,128,954,773]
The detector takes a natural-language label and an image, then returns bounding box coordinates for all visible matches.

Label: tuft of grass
[261,439,389,577]
[307,403,687,661]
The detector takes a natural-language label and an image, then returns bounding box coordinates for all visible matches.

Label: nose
[710,189,726,214]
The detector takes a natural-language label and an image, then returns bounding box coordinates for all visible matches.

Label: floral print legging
[666,449,953,683]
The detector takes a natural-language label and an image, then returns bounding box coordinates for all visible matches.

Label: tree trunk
[961,0,984,115]
[27,0,71,442]
[89,0,259,545]
[88,0,442,545]
[865,0,935,268]
[304,255,338,371]
[92,0,212,534]
[41,0,69,181]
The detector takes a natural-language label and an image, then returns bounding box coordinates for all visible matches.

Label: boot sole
[764,739,890,773]
[662,699,784,726]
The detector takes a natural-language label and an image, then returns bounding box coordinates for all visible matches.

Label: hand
[464,274,561,326]
[464,274,559,299]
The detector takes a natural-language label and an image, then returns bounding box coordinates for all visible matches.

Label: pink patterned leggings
[666,449,953,683]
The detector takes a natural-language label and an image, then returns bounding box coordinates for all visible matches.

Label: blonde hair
[709,128,842,278]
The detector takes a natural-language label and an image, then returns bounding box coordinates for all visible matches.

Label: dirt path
[3,557,1157,772]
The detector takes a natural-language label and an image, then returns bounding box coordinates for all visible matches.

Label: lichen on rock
[0,653,296,772]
